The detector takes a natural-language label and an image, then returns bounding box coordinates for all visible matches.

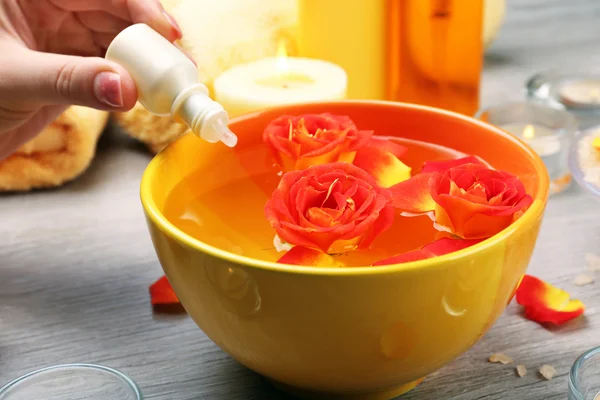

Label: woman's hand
[0,0,182,160]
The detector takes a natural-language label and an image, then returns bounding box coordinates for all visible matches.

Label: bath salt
[586,253,600,272]
[539,364,556,380]
[488,353,513,364]
[578,128,600,187]
[574,273,595,286]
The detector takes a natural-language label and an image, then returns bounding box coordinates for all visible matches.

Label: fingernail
[94,72,123,108]
[163,11,182,39]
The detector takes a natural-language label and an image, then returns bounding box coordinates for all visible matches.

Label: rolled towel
[0,106,109,192]
[114,0,298,153]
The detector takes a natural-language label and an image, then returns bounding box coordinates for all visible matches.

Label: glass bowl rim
[474,100,579,133]
[569,346,600,400]
[0,363,143,399]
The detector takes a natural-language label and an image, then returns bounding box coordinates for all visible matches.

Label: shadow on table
[483,51,515,70]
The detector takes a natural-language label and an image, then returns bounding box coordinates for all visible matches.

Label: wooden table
[2,1,600,399]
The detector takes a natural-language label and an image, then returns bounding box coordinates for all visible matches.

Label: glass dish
[570,346,600,400]
[568,124,600,199]
[526,68,600,129]
[0,363,143,400]
[475,101,578,195]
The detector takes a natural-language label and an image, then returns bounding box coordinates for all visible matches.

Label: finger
[3,48,137,111]
[48,0,137,19]
[127,0,182,40]
[0,105,67,161]
[92,32,122,50]
[49,0,181,41]
[76,11,131,33]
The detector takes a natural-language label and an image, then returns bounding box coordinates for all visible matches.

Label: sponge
[0,106,109,192]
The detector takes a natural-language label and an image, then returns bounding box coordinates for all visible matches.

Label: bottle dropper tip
[219,128,238,147]
[204,113,238,147]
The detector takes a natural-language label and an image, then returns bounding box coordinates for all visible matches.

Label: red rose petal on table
[421,156,486,173]
[149,275,180,305]
[373,237,483,266]
[515,275,585,325]
[277,246,344,267]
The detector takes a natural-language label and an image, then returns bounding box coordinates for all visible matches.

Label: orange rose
[263,113,371,172]
[263,113,411,187]
[390,157,533,239]
[264,162,395,254]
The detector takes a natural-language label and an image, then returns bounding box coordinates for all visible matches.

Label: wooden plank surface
[2,1,600,398]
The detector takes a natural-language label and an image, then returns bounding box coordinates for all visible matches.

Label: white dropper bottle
[105,23,238,147]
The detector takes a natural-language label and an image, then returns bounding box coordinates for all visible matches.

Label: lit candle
[593,137,600,154]
[213,42,347,118]
[477,101,576,195]
[500,123,561,157]
[558,79,600,108]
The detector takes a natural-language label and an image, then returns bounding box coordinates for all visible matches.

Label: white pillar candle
[213,55,347,118]
[500,123,561,156]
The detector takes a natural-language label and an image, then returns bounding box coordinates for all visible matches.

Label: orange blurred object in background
[298,0,484,116]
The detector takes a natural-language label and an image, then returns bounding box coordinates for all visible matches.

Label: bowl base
[267,377,424,400]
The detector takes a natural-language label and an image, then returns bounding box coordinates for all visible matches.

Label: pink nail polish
[93,72,123,108]
[163,11,182,39]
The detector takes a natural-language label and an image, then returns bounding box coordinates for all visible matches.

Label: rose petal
[277,246,344,267]
[149,275,180,305]
[366,137,408,158]
[421,156,486,173]
[516,365,527,377]
[358,203,395,248]
[515,275,585,325]
[388,173,439,213]
[353,145,412,188]
[373,237,483,266]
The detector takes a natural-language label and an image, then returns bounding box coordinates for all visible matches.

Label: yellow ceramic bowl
[140,101,549,400]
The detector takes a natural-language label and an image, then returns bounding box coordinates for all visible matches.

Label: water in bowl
[163,137,469,267]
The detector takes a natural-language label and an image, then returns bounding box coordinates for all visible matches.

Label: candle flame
[523,124,536,140]
[275,39,289,78]
[593,137,600,152]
